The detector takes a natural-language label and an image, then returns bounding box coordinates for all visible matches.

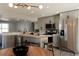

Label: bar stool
[43,37,54,56]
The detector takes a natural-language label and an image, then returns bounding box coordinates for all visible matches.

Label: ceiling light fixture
[8,3,43,9]
[14,6,18,8]
[27,6,31,10]
[46,6,49,8]
[56,11,60,13]
[39,5,43,9]
[8,3,13,7]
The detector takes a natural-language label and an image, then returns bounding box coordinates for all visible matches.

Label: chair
[43,37,54,56]
[23,37,40,47]
[15,35,24,47]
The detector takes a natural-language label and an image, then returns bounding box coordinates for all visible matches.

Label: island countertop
[1,32,49,49]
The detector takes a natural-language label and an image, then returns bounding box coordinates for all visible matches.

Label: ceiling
[0,3,79,21]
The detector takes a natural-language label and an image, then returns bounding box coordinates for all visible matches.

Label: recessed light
[8,3,13,7]
[27,6,31,10]
[14,6,18,8]
[39,5,43,9]
[46,6,49,8]
[56,11,60,13]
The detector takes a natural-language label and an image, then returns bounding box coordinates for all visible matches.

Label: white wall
[17,21,34,32]
[9,22,18,32]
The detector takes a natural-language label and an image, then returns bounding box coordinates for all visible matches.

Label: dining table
[0,46,53,56]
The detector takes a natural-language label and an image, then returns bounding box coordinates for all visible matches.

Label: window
[0,23,9,33]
